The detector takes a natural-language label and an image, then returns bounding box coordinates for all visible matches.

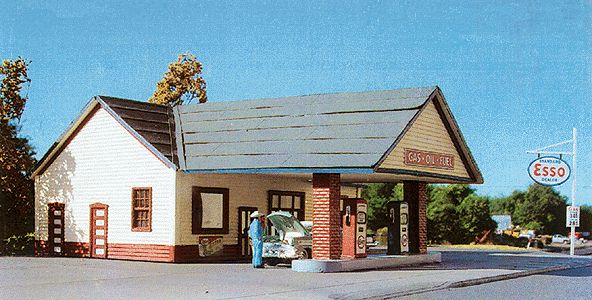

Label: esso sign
[528,156,571,186]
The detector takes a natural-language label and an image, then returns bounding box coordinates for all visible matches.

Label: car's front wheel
[298,248,310,260]
[265,259,280,266]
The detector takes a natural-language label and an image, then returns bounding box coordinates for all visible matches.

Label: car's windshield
[267,212,309,235]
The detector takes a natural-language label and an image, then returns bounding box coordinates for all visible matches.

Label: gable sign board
[404,148,454,170]
[566,206,580,227]
[528,156,571,186]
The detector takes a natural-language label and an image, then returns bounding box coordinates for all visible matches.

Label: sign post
[527,128,577,256]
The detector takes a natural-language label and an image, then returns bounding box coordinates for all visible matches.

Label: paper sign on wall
[198,236,224,257]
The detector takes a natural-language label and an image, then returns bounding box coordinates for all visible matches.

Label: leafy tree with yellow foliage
[149,53,207,106]
[0,57,36,252]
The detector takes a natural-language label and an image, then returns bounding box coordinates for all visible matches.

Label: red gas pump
[341,198,368,259]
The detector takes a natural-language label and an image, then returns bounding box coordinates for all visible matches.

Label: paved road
[1,249,590,299]
[399,265,592,300]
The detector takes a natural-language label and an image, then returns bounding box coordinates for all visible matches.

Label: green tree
[148,53,207,106]
[490,190,526,217]
[579,205,592,233]
[427,184,494,244]
[362,183,402,231]
[430,184,474,206]
[0,57,36,246]
[513,184,566,234]
[457,194,496,242]
[427,185,475,243]
[427,196,461,243]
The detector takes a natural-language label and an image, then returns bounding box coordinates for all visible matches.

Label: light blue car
[262,212,312,266]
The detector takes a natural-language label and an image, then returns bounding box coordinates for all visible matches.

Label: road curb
[368,262,592,299]
[447,262,592,289]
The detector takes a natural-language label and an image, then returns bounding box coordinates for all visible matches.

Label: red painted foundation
[35,240,241,263]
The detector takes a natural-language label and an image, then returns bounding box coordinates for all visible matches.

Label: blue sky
[2,1,591,204]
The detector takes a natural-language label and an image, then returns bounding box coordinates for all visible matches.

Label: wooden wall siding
[35,108,176,246]
[108,243,173,262]
[378,100,471,179]
[175,173,357,245]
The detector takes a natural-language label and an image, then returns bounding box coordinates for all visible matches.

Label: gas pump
[341,198,368,259]
[387,201,409,255]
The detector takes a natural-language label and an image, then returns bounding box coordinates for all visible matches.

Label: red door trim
[89,203,109,258]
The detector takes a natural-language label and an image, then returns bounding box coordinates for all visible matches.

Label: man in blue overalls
[248,211,264,268]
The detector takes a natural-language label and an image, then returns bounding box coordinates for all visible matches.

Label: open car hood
[267,212,310,236]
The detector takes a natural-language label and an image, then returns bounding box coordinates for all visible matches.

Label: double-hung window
[131,187,152,232]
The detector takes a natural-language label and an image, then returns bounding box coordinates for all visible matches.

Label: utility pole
[570,128,577,256]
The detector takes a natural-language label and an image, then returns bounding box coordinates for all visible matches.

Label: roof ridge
[181,86,438,108]
[97,95,169,108]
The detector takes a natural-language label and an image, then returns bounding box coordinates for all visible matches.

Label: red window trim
[131,187,152,232]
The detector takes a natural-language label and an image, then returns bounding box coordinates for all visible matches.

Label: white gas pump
[356,202,367,255]
[400,202,409,253]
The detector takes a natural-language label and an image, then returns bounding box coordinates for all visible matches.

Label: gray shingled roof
[173,87,437,171]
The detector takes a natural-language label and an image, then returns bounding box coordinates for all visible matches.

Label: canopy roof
[174,87,434,172]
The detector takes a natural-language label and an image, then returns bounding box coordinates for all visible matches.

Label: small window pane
[95,229,105,236]
[95,210,105,217]
[272,195,279,208]
[95,248,105,255]
[54,228,61,234]
[280,195,292,209]
[294,197,301,209]
[53,238,61,243]
[53,219,61,225]
[96,220,104,226]
[95,239,105,245]
[54,210,62,216]
[54,246,61,253]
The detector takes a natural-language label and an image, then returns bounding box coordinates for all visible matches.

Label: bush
[492,233,529,248]
[375,227,388,246]
[0,233,34,256]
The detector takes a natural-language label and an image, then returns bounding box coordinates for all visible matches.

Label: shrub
[1,232,34,256]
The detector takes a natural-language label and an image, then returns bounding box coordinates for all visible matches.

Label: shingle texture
[99,96,177,164]
[174,87,437,170]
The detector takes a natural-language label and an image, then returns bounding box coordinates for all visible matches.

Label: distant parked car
[551,234,570,244]
[518,230,536,239]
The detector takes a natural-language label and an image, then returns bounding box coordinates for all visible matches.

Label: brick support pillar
[312,173,341,260]
[404,181,428,255]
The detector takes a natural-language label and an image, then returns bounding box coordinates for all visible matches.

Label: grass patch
[430,244,536,251]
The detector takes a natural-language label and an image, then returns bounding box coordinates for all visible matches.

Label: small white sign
[566,206,580,227]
